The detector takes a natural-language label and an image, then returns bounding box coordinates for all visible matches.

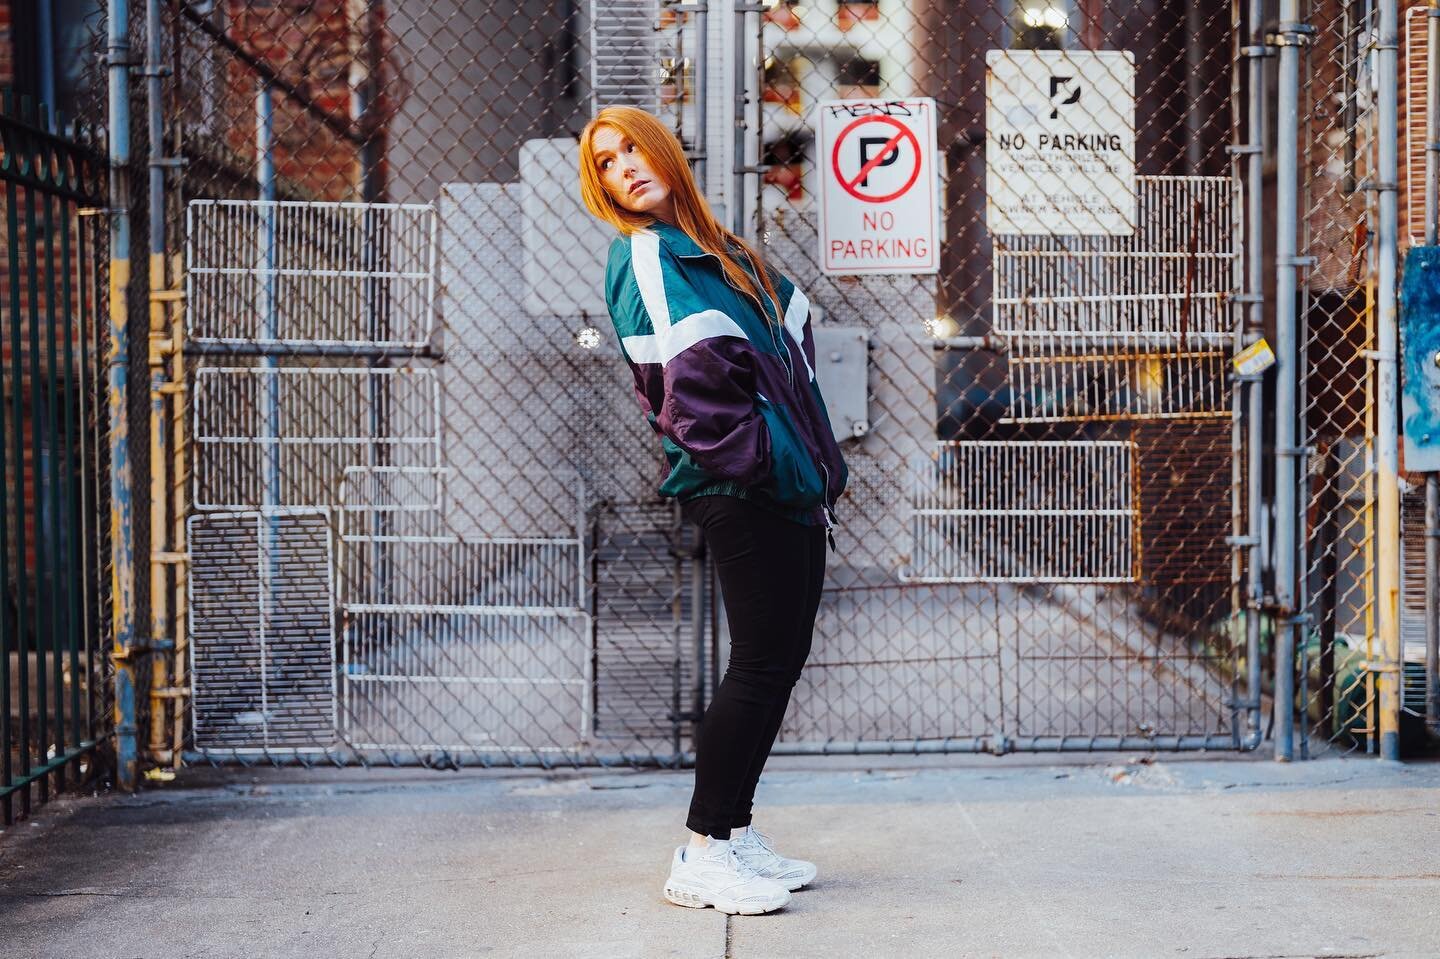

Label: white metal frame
[192,366,442,511]
[993,175,1241,422]
[185,198,437,349]
[900,440,1139,584]
[335,467,594,753]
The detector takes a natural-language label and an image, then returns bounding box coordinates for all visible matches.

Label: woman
[578,106,848,916]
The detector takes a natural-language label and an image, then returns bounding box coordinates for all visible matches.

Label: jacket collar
[643,220,714,259]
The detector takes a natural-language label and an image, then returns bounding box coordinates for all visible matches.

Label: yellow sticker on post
[1233,338,1275,377]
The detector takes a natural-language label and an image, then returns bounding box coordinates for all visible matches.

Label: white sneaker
[731,826,817,891]
[662,838,792,915]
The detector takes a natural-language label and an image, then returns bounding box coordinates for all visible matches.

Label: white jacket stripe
[627,231,750,365]
[783,286,815,381]
[631,231,672,333]
[623,310,748,365]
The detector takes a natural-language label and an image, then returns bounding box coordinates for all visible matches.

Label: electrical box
[1402,246,1440,471]
[812,324,870,441]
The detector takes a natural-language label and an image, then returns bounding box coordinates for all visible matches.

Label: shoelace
[736,827,776,855]
[700,843,761,879]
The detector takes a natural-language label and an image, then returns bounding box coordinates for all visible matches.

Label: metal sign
[1402,246,1440,471]
[816,97,939,275]
[985,50,1136,236]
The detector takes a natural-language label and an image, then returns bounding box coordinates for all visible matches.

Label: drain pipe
[1271,1,1308,762]
[106,0,139,790]
[1375,0,1404,762]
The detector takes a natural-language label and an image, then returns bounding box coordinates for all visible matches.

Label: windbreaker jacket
[603,220,849,531]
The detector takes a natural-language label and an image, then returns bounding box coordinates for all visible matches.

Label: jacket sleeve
[604,236,772,487]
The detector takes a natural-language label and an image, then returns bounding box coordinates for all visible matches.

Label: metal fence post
[1375,0,1404,762]
[144,0,175,768]
[1272,0,1307,762]
[107,0,139,790]
[1236,0,1268,751]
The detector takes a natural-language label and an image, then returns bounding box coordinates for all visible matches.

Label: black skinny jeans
[680,493,826,840]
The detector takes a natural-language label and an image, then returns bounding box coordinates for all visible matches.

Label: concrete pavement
[2,752,1437,958]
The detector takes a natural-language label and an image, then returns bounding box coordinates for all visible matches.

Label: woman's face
[591,125,676,223]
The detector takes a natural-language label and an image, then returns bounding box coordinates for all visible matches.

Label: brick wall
[219,0,365,200]
[0,0,12,88]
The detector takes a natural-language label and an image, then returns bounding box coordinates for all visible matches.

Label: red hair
[578,106,784,323]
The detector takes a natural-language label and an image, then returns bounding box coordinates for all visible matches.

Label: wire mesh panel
[336,468,590,755]
[192,366,441,510]
[186,200,436,349]
[995,175,1240,422]
[1297,1,1387,756]
[187,511,336,752]
[903,441,1138,583]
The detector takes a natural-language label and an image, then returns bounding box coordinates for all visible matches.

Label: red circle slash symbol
[831,115,922,204]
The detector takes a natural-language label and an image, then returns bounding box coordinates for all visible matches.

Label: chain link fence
[142,0,1252,767]
[44,0,1431,773]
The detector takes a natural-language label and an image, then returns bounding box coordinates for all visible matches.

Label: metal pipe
[693,1,708,194]
[256,81,282,667]
[1272,0,1304,762]
[38,0,56,121]
[169,247,188,768]
[1375,0,1404,761]
[168,0,189,769]
[1423,1,1440,737]
[731,1,746,235]
[107,0,140,791]
[1235,0,1266,751]
[257,83,279,517]
[145,0,173,765]
[178,732,1240,768]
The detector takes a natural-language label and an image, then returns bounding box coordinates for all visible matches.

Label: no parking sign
[816,98,939,276]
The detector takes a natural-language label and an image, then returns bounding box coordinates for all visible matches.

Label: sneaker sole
[662,882,790,915]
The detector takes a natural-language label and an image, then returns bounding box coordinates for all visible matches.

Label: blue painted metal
[1401,248,1440,471]
[108,0,139,791]
[37,0,55,124]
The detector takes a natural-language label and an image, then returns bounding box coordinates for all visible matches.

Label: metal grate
[994,176,1240,422]
[336,468,591,753]
[186,200,436,349]
[187,511,336,752]
[902,441,1139,584]
[193,367,441,511]
[1004,347,1233,423]
[591,0,662,112]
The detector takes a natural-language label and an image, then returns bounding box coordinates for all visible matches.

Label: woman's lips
[629,179,649,195]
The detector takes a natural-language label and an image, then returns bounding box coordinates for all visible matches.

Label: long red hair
[578,106,784,323]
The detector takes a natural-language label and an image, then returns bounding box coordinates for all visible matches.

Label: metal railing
[0,93,112,821]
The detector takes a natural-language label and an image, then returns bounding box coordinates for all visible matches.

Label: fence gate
[152,0,1266,767]
[752,4,1246,753]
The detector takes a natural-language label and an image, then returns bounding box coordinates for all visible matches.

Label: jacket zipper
[818,461,838,553]
[680,246,830,544]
